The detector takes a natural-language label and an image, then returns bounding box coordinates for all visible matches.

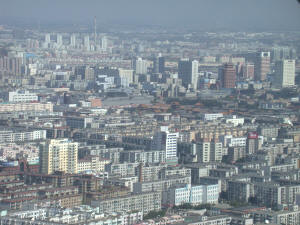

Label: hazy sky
[1,0,300,30]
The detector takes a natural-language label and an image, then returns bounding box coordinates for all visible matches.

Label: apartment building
[0,130,46,143]
[133,176,191,193]
[163,184,219,206]
[39,139,78,174]
[91,192,161,215]
[0,102,53,112]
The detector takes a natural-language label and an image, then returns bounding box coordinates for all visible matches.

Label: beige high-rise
[40,139,78,174]
[275,59,295,88]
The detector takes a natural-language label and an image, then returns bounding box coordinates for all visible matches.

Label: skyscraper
[101,36,108,51]
[39,139,78,174]
[192,60,199,90]
[152,126,179,163]
[70,34,76,47]
[136,58,148,75]
[154,53,165,74]
[178,59,192,88]
[45,33,51,44]
[84,35,90,51]
[94,16,97,45]
[275,59,295,88]
[271,47,281,62]
[254,51,270,81]
[9,57,22,76]
[242,63,255,80]
[56,34,63,46]
[220,63,236,88]
[246,132,259,154]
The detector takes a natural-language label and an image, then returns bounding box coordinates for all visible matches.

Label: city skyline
[0,0,300,31]
[1,1,300,224]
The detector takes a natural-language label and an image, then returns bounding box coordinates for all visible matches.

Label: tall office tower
[119,69,134,86]
[70,34,76,47]
[84,35,90,51]
[9,57,22,76]
[84,66,95,81]
[136,57,148,75]
[76,65,95,81]
[246,132,259,154]
[154,53,165,74]
[45,33,51,43]
[281,47,290,59]
[191,60,199,90]
[219,63,236,88]
[39,139,78,174]
[152,126,179,163]
[101,36,108,51]
[158,54,165,74]
[0,56,9,71]
[290,48,297,59]
[254,51,270,81]
[94,16,97,45]
[275,60,295,88]
[56,34,63,46]
[178,59,192,88]
[242,63,255,80]
[271,47,281,62]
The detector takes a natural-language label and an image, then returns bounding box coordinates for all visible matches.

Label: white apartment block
[0,102,53,113]
[9,90,38,102]
[0,130,46,143]
[222,135,247,147]
[91,192,161,215]
[163,184,219,206]
[152,126,179,162]
[77,156,110,173]
[225,115,244,127]
[203,113,223,121]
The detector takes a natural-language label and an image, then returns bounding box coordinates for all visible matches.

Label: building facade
[40,139,78,174]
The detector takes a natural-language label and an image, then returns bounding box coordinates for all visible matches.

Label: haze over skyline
[1,0,300,31]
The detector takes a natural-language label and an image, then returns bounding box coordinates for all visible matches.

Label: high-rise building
[192,60,199,90]
[70,34,76,47]
[39,139,78,174]
[152,126,179,162]
[136,58,148,75]
[220,63,236,88]
[281,47,290,59]
[45,33,51,44]
[271,47,282,62]
[9,57,22,76]
[254,51,270,81]
[196,140,223,163]
[84,35,90,51]
[154,53,165,74]
[178,59,192,88]
[56,34,63,46]
[101,36,108,51]
[158,55,165,74]
[275,59,295,88]
[242,62,255,80]
[272,47,295,62]
[246,132,259,154]
[119,69,134,86]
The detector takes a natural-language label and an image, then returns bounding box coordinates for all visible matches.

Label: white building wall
[9,90,38,102]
